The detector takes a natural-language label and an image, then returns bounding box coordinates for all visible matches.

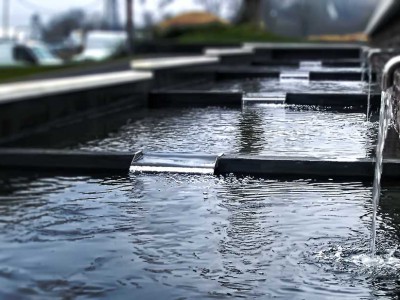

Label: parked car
[74,31,127,62]
[0,39,63,66]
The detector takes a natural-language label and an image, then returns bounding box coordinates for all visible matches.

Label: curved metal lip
[382,55,400,90]
[367,48,383,64]
[366,48,398,64]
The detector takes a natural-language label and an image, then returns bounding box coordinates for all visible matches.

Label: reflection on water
[237,108,265,154]
[0,172,400,299]
[75,106,377,159]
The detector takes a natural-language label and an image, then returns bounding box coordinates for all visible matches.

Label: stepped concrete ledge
[149,90,378,108]
[131,56,219,70]
[243,43,362,50]
[216,155,400,179]
[149,90,242,107]
[0,71,152,103]
[204,48,253,56]
[1,149,400,179]
[0,148,135,172]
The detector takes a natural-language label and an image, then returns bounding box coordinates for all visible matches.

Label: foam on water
[317,245,400,278]
[352,250,400,274]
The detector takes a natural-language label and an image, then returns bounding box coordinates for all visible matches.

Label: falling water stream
[371,88,393,255]
[367,65,373,120]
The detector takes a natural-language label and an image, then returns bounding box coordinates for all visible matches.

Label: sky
[6,0,203,28]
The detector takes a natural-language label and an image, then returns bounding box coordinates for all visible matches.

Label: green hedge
[156,23,300,44]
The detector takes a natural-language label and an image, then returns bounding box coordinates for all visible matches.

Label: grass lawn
[0,58,131,83]
[159,24,301,44]
[0,65,70,83]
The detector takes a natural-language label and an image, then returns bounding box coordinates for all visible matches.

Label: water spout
[371,56,400,255]
[382,55,400,91]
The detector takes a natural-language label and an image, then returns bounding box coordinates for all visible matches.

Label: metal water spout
[367,48,398,79]
[369,55,400,256]
[382,55,400,90]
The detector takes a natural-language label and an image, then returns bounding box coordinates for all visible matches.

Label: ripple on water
[74,105,377,160]
[191,78,371,94]
[1,172,399,299]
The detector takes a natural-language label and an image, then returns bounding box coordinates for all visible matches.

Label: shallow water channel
[1,172,400,299]
[76,106,377,160]
[2,74,400,298]
[191,79,372,95]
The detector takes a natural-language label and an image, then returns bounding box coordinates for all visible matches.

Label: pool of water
[191,79,373,95]
[75,105,377,160]
[1,172,399,299]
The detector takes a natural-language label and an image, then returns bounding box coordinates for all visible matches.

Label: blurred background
[0,0,380,69]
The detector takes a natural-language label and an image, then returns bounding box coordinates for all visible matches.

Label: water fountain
[371,56,400,255]
[367,49,399,120]
[360,46,369,82]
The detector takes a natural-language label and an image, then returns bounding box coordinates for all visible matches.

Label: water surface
[0,172,399,299]
[76,105,377,160]
[192,79,372,95]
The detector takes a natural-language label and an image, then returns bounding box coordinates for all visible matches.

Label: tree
[42,9,86,43]
[237,0,264,27]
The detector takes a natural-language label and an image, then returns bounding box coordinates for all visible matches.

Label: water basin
[0,172,399,299]
[192,78,374,95]
[75,105,377,160]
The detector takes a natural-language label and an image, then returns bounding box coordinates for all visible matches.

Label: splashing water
[317,245,400,278]
[367,66,373,121]
[371,88,393,255]
[352,249,400,276]
[361,51,367,83]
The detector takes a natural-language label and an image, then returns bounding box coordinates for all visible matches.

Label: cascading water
[367,65,373,121]
[361,50,368,82]
[371,87,393,255]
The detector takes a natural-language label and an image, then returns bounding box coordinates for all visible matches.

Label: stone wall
[370,16,400,48]
[392,70,400,134]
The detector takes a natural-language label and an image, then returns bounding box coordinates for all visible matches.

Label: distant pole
[300,0,309,37]
[126,0,134,57]
[2,0,10,38]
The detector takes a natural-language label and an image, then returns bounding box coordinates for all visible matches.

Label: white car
[74,31,127,62]
[0,39,63,66]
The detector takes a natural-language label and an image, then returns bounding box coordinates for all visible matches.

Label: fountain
[367,49,399,120]
[371,56,400,255]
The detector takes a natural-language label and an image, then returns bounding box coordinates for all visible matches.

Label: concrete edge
[2,150,400,179]
[286,92,380,107]
[204,48,254,56]
[0,71,153,104]
[215,155,399,179]
[149,90,243,107]
[309,71,363,81]
[215,69,364,81]
[131,56,220,71]
[243,42,363,50]
[0,148,135,172]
